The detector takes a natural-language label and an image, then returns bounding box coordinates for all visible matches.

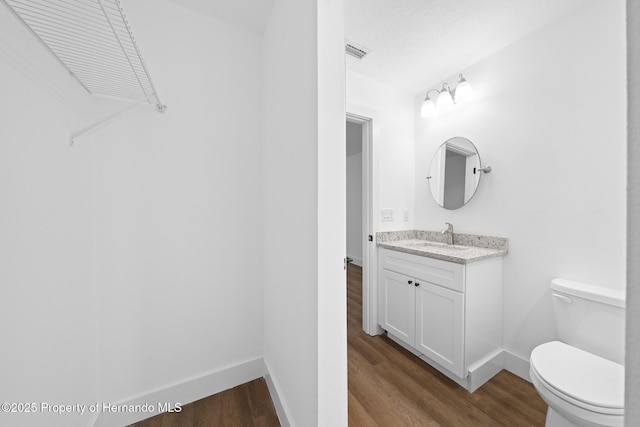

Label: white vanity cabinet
[378,247,503,392]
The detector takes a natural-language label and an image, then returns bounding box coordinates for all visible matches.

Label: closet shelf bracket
[70,96,165,146]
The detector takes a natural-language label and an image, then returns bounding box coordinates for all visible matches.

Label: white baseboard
[468,351,504,393]
[263,358,292,427]
[503,350,531,382]
[93,357,265,427]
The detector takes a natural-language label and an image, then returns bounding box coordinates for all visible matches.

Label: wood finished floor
[127,378,279,427]
[130,264,547,426]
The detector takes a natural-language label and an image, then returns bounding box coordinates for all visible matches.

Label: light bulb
[437,85,453,110]
[421,98,437,117]
[454,74,473,103]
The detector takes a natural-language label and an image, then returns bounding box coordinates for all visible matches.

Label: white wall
[414,0,626,365]
[626,0,640,424]
[1,1,267,423]
[346,70,415,232]
[346,121,363,265]
[317,1,347,423]
[263,0,346,425]
[90,0,265,405]
[262,1,318,423]
[0,7,97,427]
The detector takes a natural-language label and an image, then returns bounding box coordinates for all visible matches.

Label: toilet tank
[551,278,625,365]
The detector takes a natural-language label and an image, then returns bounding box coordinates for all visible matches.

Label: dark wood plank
[127,378,279,427]
[244,376,282,426]
[348,389,379,426]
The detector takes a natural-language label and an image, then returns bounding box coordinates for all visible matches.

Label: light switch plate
[381,208,394,221]
[403,210,409,221]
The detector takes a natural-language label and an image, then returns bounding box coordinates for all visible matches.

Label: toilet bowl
[529,279,625,427]
[530,341,623,427]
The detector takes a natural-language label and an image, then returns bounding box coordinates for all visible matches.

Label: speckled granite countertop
[377,230,508,264]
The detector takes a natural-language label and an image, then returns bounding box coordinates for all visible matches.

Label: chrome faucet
[442,222,454,245]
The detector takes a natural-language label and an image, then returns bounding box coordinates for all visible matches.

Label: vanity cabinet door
[415,282,464,378]
[379,269,416,347]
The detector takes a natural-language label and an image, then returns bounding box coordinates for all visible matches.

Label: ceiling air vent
[345,41,370,60]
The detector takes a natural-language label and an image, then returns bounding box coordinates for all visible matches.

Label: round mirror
[428,137,483,210]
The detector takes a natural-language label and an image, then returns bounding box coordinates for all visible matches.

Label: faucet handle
[442,222,454,245]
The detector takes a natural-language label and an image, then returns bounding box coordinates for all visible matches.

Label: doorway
[346,120,363,267]
[346,112,377,335]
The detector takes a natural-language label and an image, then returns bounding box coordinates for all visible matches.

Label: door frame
[347,105,381,335]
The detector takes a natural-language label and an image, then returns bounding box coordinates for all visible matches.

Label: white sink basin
[404,240,470,252]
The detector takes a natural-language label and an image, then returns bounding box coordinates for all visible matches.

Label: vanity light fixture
[420,74,473,117]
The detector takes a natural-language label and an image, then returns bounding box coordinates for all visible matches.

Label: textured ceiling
[345,0,593,92]
[166,0,275,35]
[165,0,593,92]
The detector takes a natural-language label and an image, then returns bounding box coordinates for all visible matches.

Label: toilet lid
[530,341,624,411]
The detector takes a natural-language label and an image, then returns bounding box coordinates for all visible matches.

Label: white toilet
[529,278,625,427]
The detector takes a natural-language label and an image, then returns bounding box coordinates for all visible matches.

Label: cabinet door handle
[407,280,413,284]
[415,282,420,287]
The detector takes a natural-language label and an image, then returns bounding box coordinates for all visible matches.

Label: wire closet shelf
[1,0,165,143]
